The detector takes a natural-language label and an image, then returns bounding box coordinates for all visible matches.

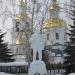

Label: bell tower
[12,0,31,62]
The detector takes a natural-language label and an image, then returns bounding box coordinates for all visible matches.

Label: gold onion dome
[15,32,25,45]
[43,0,66,28]
[15,13,28,21]
[16,39,25,45]
[43,18,66,28]
[15,0,28,21]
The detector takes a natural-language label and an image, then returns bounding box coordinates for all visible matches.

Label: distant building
[43,0,67,64]
[10,0,67,63]
[12,0,32,62]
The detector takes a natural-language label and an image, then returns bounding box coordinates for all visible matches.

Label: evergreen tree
[0,32,14,62]
[64,6,75,74]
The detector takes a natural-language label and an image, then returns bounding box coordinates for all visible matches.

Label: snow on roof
[56,74,62,75]
[0,62,28,66]
[68,73,75,75]
[0,72,14,75]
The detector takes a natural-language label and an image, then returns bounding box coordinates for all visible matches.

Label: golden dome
[43,18,66,28]
[15,0,27,21]
[16,39,25,45]
[15,13,27,21]
[16,31,25,45]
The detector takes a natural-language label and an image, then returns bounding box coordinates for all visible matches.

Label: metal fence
[47,63,65,75]
[0,62,65,75]
[0,65,28,74]
[48,69,65,75]
[0,62,28,74]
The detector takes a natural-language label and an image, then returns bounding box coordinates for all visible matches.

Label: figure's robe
[29,31,44,60]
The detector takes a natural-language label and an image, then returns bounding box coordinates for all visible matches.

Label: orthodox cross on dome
[19,0,26,7]
[48,0,59,17]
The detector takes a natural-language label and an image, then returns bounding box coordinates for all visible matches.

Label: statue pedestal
[28,60,47,75]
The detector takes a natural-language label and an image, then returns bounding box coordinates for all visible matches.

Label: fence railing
[0,62,28,74]
[48,69,65,75]
[47,63,65,75]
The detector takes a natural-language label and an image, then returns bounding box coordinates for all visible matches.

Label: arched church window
[16,22,20,32]
[73,20,75,25]
[56,33,59,40]
[25,22,29,26]
[25,22,29,30]
[47,33,49,40]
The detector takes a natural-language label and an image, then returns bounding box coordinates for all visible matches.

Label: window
[47,33,49,40]
[56,33,59,40]
[16,22,20,31]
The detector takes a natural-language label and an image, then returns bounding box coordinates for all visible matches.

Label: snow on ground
[0,72,27,75]
[0,72,14,75]
[68,73,75,75]
[56,74,62,75]
[0,61,28,66]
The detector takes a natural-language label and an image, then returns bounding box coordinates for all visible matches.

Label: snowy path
[0,72,28,75]
[0,72,74,75]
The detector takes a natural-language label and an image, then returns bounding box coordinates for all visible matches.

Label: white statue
[29,27,44,61]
